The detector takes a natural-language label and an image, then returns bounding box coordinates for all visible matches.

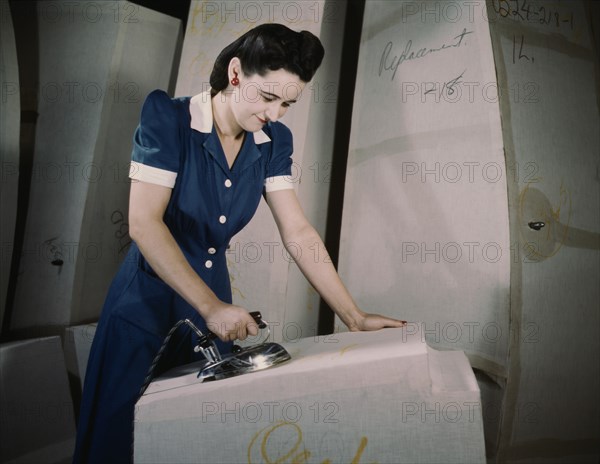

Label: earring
[231,74,239,86]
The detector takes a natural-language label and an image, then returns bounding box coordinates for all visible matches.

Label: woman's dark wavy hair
[210,23,324,95]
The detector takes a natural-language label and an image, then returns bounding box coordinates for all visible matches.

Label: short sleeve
[263,122,295,193]
[129,90,180,188]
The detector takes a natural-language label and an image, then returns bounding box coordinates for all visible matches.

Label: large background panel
[338,1,510,374]
[486,0,600,461]
[339,0,599,461]
[10,1,182,330]
[0,0,20,333]
[175,0,347,341]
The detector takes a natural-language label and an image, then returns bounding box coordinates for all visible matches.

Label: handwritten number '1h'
[513,34,534,64]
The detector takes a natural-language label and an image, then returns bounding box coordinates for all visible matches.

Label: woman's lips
[256,115,267,124]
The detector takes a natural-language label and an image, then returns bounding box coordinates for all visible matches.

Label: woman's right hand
[129,181,260,343]
[202,302,260,342]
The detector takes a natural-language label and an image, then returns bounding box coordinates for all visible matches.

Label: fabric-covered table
[135,327,485,463]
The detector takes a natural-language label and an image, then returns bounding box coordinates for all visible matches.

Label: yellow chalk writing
[247,422,376,464]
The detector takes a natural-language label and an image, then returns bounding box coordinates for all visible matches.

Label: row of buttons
[206,246,216,268]
[207,179,230,269]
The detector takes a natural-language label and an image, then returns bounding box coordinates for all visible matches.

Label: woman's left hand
[348,312,407,332]
[266,190,407,335]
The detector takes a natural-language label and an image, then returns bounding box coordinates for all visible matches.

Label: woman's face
[230,68,305,132]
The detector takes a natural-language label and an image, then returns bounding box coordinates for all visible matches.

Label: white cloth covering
[135,327,485,463]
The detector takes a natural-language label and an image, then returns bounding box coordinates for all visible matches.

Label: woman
[73,23,406,463]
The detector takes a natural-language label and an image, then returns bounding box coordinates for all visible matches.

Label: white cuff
[264,175,295,192]
[129,161,177,188]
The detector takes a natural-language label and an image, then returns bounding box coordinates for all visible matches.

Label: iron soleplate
[198,342,291,382]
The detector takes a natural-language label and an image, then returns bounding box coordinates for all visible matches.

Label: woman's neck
[211,91,244,141]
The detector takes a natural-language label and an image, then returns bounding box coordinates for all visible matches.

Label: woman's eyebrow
[259,89,297,103]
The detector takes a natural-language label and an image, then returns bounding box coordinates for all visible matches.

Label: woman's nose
[265,102,287,122]
[265,105,279,122]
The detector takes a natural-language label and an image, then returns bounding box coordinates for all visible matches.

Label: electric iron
[190,311,291,382]
[139,312,290,396]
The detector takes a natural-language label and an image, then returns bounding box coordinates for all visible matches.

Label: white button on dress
[224,179,232,188]
[208,247,216,255]
[219,215,227,224]
[205,260,213,269]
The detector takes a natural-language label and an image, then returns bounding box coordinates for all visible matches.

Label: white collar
[189,91,271,144]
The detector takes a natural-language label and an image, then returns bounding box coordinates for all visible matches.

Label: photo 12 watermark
[196,1,342,25]
[195,400,340,424]
[34,1,140,25]
[1,81,142,105]
[401,320,540,345]
[398,160,541,185]
[400,241,502,264]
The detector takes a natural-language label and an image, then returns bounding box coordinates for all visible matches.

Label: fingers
[388,317,408,327]
[235,322,247,341]
[381,317,408,329]
[247,320,259,337]
[207,309,261,342]
[217,323,246,342]
[233,314,260,341]
[361,314,408,331]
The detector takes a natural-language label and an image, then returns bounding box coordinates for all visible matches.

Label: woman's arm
[265,189,406,331]
[128,180,258,341]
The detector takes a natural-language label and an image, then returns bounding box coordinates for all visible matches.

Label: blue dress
[73,90,294,463]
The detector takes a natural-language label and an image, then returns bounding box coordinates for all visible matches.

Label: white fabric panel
[282,1,348,338]
[11,2,182,327]
[337,1,510,374]
[11,0,119,328]
[486,1,600,460]
[0,337,76,463]
[0,1,20,333]
[175,1,346,341]
[71,5,183,324]
[135,328,486,463]
[63,323,97,390]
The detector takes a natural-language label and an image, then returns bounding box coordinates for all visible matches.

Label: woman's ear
[228,57,242,83]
